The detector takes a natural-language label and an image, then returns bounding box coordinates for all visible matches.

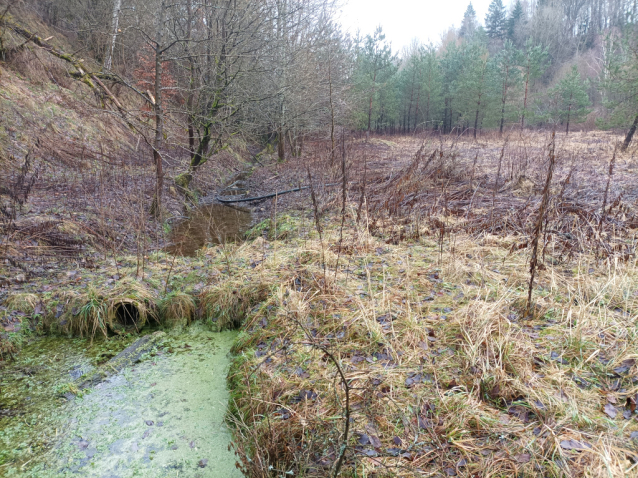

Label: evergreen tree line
[352,0,638,140]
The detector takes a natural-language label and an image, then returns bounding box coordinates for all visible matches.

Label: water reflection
[165,204,252,256]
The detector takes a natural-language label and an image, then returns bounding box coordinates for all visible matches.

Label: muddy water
[166,204,252,256]
[0,326,242,477]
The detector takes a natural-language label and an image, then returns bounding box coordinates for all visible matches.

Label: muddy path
[0,325,241,477]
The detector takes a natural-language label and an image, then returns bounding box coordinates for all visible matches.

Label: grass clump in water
[159,291,195,327]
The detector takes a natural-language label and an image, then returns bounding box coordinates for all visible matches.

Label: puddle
[0,326,242,477]
[166,204,252,256]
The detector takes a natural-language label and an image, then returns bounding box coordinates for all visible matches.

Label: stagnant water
[0,325,242,477]
[166,204,252,256]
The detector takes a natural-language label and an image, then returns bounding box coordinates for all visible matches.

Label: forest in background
[4,0,638,209]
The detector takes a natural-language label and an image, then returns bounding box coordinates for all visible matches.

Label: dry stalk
[164,252,177,294]
[470,151,479,190]
[356,153,367,224]
[294,316,351,478]
[334,132,348,279]
[527,131,556,315]
[599,146,617,233]
[306,166,327,288]
[490,139,508,228]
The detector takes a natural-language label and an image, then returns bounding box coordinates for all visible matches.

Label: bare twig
[599,146,617,233]
[527,132,556,316]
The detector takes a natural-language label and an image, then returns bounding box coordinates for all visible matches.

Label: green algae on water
[1,325,242,477]
[0,334,137,475]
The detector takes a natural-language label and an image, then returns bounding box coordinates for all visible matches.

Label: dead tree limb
[214,183,340,204]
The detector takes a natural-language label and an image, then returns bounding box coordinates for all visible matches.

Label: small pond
[166,204,252,257]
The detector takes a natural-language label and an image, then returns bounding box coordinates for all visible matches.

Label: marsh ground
[2,132,638,477]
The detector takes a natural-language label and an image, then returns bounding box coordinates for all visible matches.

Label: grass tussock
[0,334,17,361]
[3,293,39,315]
[224,209,638,478]
[159,291,196,327]
[106,279,157,329]
[200,279,273,331]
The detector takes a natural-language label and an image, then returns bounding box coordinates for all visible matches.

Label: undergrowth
[221,213,638,477]
[1,194,637,477]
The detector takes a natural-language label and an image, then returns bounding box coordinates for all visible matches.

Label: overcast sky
[338,0,493,52]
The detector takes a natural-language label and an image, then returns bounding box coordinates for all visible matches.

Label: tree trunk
[151,1,165,217]
[474,97,481,139]
[443,98,449,134]
[448,100,453,134]
[521,67,530,131]
[566,92,573,135]
[500,69,509,135]
[186,0,195,156]
[413,88,421,134]
[622,114,638,151]
[104,0,122,70]
[566,105,571,135]
[500,101,506,135]
[278,128,285,161]
[190,123,212,171]
[407,70,415,133]
[328,46,335,165]
[367,70,377,138]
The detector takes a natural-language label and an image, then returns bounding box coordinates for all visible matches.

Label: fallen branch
[214,183,340,204]
[75,331,165,390]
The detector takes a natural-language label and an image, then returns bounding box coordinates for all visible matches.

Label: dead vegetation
[1,130,637,476]
[226,212,638,477]
[2,45,638,475]
[216,132,638,477]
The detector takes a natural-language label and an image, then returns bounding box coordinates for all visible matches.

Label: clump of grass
[245,215,297,241]
[65,287,109,339]
[200,279,271,330]
[106,279,157,330]
[0,335,17,361]
[58,280,158,338]
[4,293,39,315]
[451,297,536,405]
[159,291,195,327]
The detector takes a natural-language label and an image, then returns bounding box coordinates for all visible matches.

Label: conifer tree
[457,43,497,138]
[507,0,524,41]
[549,66,591,134]
[354,27,397,135]
[418,46,443,131]
[485,0,507,39]
[440,42,464,133]
[460,3,478,38]
[520,40,549,129]
[601,27,638,150]
[495,40,521,134]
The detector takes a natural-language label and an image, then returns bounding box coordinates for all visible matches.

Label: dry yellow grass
[226,209,638,478]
